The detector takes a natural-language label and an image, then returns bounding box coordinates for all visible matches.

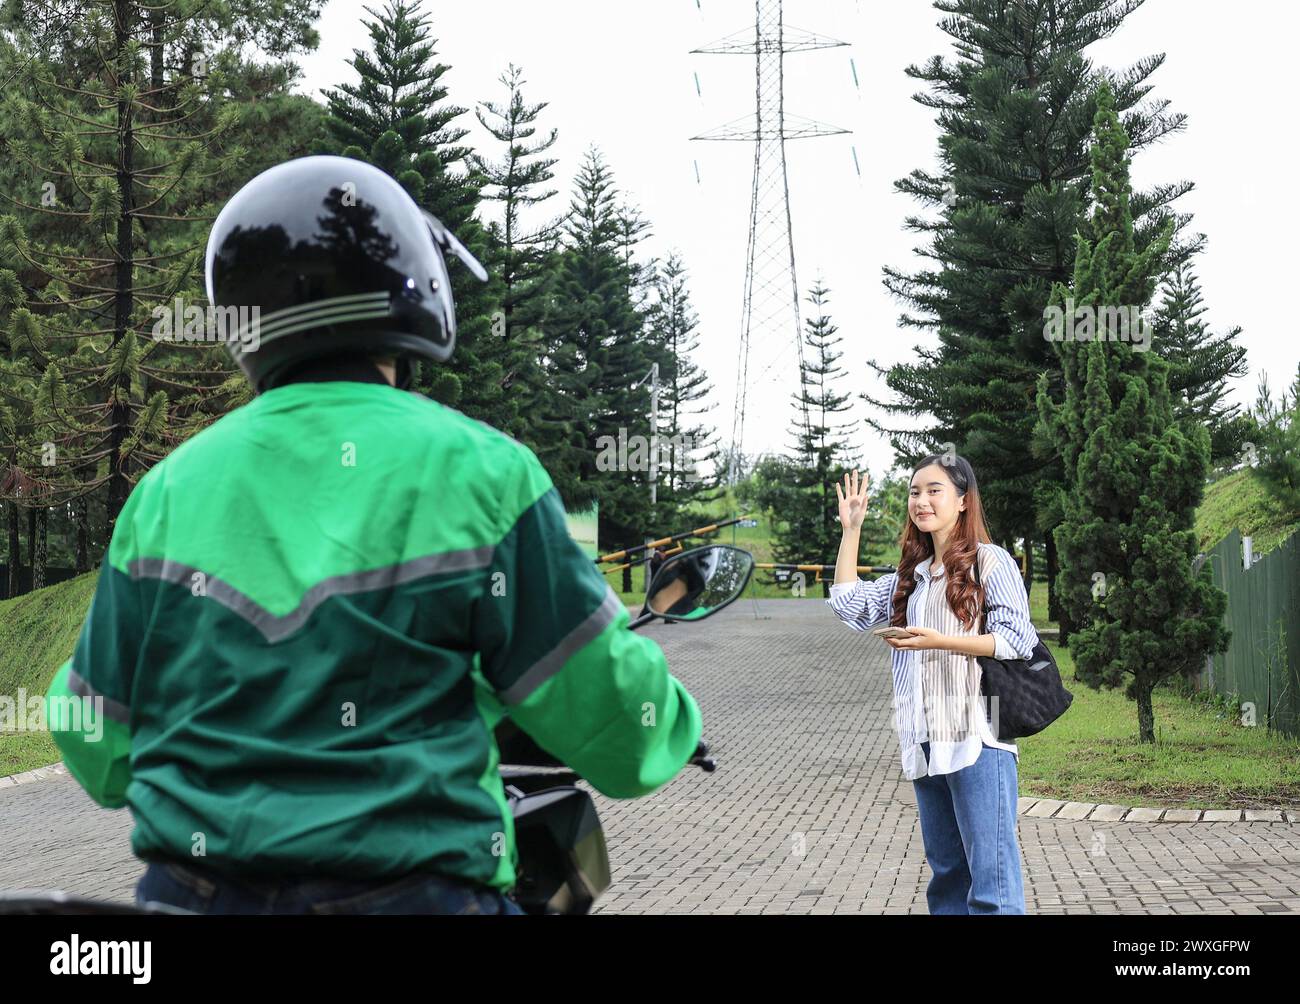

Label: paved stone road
[3,599,1299,914]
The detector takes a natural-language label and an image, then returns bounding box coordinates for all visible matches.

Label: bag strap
[973,546,990,631]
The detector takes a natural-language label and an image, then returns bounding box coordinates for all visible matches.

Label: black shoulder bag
[973,552,1073,742]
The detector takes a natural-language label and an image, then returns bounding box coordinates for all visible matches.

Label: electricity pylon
[692,0,849,482]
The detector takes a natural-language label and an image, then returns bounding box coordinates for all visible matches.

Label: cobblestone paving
[3,599,1298,914]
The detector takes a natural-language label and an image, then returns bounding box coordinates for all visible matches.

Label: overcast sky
[294,0,1297,484]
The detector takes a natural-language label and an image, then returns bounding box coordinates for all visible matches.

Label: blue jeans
[911,741,1026,915]
[136,861,525,915]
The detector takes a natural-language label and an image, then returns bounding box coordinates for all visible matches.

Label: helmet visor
[421,210,488,282]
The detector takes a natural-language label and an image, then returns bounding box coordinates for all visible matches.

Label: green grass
[0,571,97,776]
[1028,573,1052,630]
[1017,640,1300,809]
[1195,468,1300,556]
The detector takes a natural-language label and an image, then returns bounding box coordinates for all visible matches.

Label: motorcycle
[0,544,755,916]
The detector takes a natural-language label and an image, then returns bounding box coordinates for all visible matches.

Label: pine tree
[1035,84,1229,743]
[0,1,322,584]
[867,0,1194,634]
[0,1,256,558]
[227,63,331,182]
[321,1,470,170]
[320,0,501,419]
[472,64,565,455]
[865,471,909,560]
[771,282,861,598]
[0,13,326,584]
[606,197,660,551]
[551,149,654,550]
[614,201,655,310]
[644,252,720,525]
[1149,263,1251,468]
[1248,365,1300,520]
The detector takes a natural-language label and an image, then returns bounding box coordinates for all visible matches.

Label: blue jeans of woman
[136,861,525,915]
[911,740,1026,914]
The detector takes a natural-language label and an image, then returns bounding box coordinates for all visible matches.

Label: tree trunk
[150,13,164,94]
[105,0,137,534]
[33,508,48,590]
[1045,530,1060,623]
[1022,531,1034,597]
[6,501,20,598]
[1058,591,1074,648]
[75,496,90,572]
[27,505,36,572]
[1136,680,1156,743]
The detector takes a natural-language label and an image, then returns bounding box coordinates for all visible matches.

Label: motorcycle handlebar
[691,740,716,772]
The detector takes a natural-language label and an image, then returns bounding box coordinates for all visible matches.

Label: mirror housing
[643,545,755,622]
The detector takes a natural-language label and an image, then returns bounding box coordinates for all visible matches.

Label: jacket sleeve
[472,447,702,799]
[980,547,1039,661]
[825,573,897,631]
[45,542,141,809]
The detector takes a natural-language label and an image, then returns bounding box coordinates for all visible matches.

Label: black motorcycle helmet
[204,155,487,393]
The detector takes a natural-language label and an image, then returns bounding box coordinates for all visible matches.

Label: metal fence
[1200,529,1300,738]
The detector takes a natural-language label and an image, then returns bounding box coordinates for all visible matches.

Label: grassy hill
[0,571,96,775]
[1195,468,1300,556]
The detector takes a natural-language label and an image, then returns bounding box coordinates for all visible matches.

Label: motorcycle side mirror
[641,545,755,622]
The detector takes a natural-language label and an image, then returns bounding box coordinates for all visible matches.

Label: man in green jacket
[46,156,703,915]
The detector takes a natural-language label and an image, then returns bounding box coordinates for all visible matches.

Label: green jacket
[47,380,702,891]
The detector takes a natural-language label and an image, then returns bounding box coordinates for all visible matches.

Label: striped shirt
[827,542,1039,779]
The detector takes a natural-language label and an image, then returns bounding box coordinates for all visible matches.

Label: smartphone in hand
[872,626,917,641]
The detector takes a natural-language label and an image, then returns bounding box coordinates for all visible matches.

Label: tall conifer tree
[551,149,653,550]
[773,283,860,597]
[644,252,720,524]
[321,0,500,418]
[1036,85,1228,742]
[472,64,568,460]
[868,0,1193,631]
[0,1,257,555]
[1149,263,1250,467]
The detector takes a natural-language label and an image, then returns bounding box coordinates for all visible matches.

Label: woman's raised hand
[835,470,869,532]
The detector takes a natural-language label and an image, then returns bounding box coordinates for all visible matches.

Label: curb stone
[0,762,66,789]
[1018,795,1300,824]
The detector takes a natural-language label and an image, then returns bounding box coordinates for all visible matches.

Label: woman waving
[829,457,1038,915]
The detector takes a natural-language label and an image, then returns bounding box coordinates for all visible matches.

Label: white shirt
[827,542,1040,779]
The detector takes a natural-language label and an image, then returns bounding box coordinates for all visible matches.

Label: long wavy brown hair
[889,454,994,631]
